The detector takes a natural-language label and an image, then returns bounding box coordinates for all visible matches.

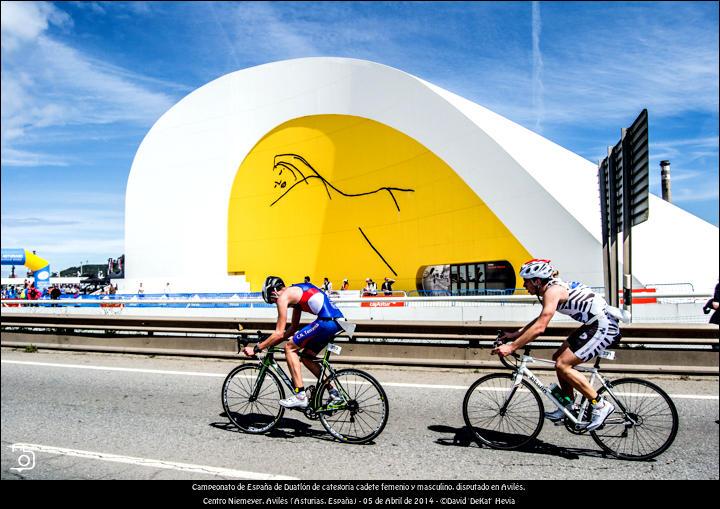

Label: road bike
[462,332,679,460]
[221,329,389,444]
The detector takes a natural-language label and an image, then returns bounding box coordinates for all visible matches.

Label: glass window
[419,260,515,295]
[476,263,486,291]
[485,262,516,291]
[468,264,476,290]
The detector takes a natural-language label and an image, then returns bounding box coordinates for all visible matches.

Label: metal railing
[0,290,712,307]
[2,313,717,374]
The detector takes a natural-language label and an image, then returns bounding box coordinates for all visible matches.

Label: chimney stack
[660,160,672,203]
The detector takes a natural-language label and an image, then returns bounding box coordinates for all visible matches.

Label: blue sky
[1,1,718,277]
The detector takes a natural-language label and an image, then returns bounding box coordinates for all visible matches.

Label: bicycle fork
[500,372,525,416]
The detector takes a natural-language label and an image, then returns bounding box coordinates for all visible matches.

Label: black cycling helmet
[262,276,285,304]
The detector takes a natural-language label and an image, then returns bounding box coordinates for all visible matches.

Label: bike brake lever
[237,334,252,355]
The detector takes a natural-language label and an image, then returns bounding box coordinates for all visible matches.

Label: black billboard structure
[598,109,649,318]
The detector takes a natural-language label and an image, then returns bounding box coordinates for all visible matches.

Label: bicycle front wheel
[318,369,389,444]
[592,378,679,460]
[222,364,285,434]
[463,373,544,450]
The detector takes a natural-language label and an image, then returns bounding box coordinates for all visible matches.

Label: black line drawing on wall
[271,154,414,211]
[269,153,414,276]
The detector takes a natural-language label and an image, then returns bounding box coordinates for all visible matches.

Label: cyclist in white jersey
[492,259,624,431]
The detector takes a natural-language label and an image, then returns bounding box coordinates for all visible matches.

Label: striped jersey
[546,278,607,324]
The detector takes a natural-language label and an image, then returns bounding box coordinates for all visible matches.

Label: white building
[123,57,718,295]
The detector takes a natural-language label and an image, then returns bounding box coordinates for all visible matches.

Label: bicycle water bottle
[549,383,572,406]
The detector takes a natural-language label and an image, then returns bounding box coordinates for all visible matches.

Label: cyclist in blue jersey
[492,259,628,431]
[243,276,344,409]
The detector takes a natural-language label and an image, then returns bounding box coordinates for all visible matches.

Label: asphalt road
[2,348,718,480]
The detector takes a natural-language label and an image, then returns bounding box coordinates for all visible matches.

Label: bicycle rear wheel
[591,378,679,460]
[222,364,285,434]
[463,373,544,450]
[318,369,389,444]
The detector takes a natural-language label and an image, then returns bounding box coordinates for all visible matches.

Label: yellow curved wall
[228,115,531,291]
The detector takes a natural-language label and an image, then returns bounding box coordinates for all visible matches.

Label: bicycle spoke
[222,365,284,434]
[592,379,678,460]
[463,374,543,450]
[319,369,388,443]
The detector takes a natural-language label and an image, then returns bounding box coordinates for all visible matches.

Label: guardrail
[0,290,712,306]
[1,313,717,375]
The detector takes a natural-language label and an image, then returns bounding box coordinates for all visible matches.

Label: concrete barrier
[2,313,717,375]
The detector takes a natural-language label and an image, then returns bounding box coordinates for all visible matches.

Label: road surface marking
[3,360,717,399]
[9,442,297,480]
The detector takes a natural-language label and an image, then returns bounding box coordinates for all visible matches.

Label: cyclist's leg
[285,320,322,390]
[560,316,621,400]
[552,341,575,398]
[555,347,596,400]
[292,319,341,384]
[284,341,304,390]
[299,349,338,396]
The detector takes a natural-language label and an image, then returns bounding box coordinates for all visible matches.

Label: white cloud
[672,187,719,204]
[531,1,544,132]
[1,204,125,274]
[1,1,178,164]
[0,1,71,52]
[651,137,719,163]
[535,7,719,125]
[0,147,70,167]
[222,2,321,61]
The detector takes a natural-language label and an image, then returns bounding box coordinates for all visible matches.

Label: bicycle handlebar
[236,330,270,355]
[494,329,521,370]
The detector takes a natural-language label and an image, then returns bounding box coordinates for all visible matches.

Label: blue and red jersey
[291,283,343,319]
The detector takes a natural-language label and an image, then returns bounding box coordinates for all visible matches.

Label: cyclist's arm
[284,306,302,339]
[505,286,563,353]
[258,295,293,350]
[503,317,538,340]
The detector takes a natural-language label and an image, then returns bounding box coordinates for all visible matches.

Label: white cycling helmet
[519,259,555,280]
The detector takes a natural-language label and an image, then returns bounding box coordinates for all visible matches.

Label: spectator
[703,280,720,326]
[50,285,62,300]
[138,282,144,295]
[109,284,117,295]
[341,278,350,291]
[381,277,396,296]
[26,282,41,305]
[364,278,378,296]
[322,277,332,293]
[50,285,62,307]
[304,276,311,284]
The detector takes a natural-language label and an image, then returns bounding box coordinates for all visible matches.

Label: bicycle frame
[250,344,344,412]
[509,353,621,427]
